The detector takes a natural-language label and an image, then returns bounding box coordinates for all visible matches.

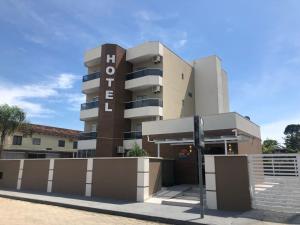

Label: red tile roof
[20,123,80,139]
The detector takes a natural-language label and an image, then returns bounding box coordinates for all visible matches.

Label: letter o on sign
[106,66,115,75]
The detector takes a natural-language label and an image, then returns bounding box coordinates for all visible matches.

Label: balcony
[80,100,99,121]
[126,41,163,63]
[125,68,163,91]
[123,131,143,150]
[123,131,142,140]
[124,98,163,119]
[84,46,101,67]
[78,132,97,150]
[82,72,100,94]
[79,132,97,140]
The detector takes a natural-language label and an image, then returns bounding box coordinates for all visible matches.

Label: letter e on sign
[105,90,114,100]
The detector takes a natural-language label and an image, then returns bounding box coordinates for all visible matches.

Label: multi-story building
[78,41,261,165]
[2,124,80,159]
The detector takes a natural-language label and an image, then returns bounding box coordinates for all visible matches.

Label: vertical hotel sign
[104,54,116,112]
[97,44,131,157]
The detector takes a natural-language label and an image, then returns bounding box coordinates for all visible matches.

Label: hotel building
[78,41,261,169]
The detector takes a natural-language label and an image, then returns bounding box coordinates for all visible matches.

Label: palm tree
[0,104,26,158]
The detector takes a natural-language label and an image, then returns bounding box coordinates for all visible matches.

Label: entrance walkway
[146,185,202,208]
[0,190,298,225]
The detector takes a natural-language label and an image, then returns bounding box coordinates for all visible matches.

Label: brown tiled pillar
[96,44,132,157]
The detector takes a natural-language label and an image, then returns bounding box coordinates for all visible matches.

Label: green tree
[127,142,148,157]
[284,124,300,153]
[262,139,280,154]
[0,104,26,158]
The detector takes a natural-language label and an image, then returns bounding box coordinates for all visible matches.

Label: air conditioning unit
[152,85,161,93]
[117,146,125,154]
[152,55,161,64]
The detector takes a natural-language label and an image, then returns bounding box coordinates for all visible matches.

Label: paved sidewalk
[0,197,165,225]
[0,190,298,225]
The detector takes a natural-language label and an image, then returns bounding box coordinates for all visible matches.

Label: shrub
[127,142,148,157]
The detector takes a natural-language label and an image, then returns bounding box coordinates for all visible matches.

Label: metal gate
[248,154,300,213]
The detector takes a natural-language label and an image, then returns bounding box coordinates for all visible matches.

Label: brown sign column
[96,44,132,157]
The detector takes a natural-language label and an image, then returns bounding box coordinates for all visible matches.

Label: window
[58,140,65,147]
[46,148,52,150]
[73,141,78,149]
[188,91,193,98]
[0,172,3,179]
[12,136,22,145]
[136,95,147,101]
[181,73,184,80]
[32,138,41,145]
[91,124,97,132]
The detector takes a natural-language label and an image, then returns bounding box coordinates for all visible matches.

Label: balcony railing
[126,68,162,81]
[83,72,101,82]
[79,132,97,140]
[81,100,99,110]
[125,98,163,109]
[124,131,142,140]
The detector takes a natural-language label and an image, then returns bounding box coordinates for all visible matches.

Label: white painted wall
[78,139,96,150]
[142,113,261,138]
[82,78,100,94]
[126,42,163,62]
[124,106,163,119]
[193,56,230,116]
[80,108,99,121]
[84,46,101,66]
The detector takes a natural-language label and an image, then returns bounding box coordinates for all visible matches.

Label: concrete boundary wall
[205,155,251,211]
[0,157,163,202]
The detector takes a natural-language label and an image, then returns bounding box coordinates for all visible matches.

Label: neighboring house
[2,124,80,159]
[78,41,261,160]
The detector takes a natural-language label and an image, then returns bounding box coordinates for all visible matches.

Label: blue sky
[0,0,300,143]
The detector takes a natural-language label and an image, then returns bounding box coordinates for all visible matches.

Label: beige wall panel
[0,160,20,189]
[215,156,251,211]
[21,160,49,192]
[52,159,87,195]
[221,70,230,112]
[193,56,220,116]
[149,158,162,195]
[238,137,262,154]
[92,158,137,201]
[162,47,194,119]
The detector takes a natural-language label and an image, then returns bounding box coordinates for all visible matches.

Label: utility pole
[194,115,205,218]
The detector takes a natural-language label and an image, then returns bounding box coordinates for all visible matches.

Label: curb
[0,193,206,225]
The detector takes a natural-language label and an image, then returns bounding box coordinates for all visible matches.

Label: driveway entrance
[248,154,300,213]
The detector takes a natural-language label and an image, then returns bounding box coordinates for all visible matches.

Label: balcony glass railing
[125,98,163,109]
[81,100,99,110]
[126,68,163,81]
[82,72,101,82]
[124,131,142,140]
[79,132,97,140]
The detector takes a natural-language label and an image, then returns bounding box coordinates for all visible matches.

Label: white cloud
[261,114,300,144]
[134,10,188,50]
[0,73,80,118]
[56,73,79,89]
[64,93,85,111]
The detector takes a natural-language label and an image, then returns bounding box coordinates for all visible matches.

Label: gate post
[204,155,217,209]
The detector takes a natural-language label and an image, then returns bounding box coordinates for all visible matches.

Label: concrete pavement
[0,190,298,225]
